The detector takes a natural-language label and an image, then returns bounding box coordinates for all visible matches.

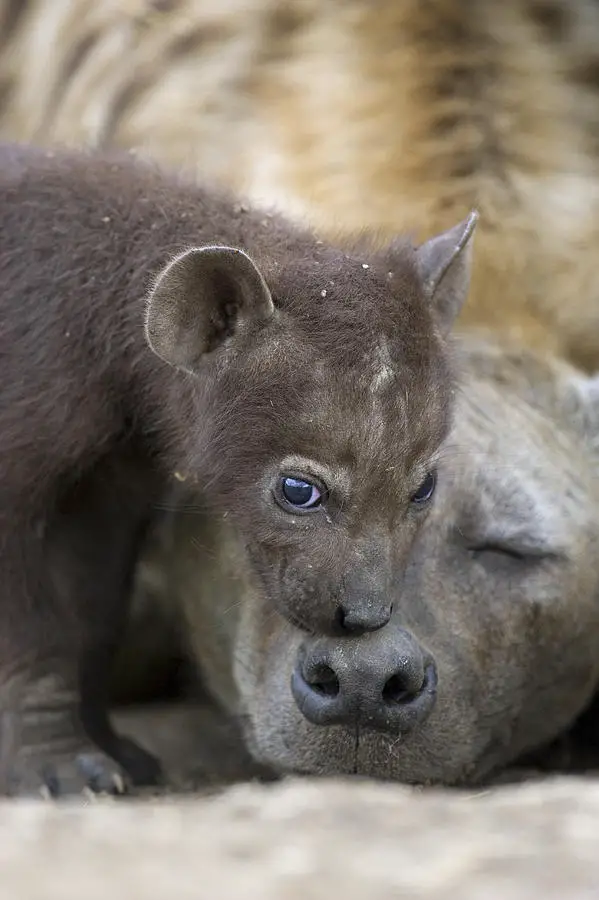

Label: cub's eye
[278,476,323,511]
[410,471,437,505]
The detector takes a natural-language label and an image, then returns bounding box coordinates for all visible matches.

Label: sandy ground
[0,702,597,898]
[3,770,599,899]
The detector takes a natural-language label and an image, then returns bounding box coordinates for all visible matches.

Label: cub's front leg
[0,466,163,798]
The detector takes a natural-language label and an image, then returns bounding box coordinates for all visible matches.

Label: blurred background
[3,0,599,366]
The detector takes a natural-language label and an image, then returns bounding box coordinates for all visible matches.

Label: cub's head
[145,212,476,635]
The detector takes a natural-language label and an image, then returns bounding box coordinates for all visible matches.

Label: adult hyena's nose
[291,628,437,734]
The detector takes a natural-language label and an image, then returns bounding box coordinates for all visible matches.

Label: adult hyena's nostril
[382,671,422,705]
[306,663,340,698]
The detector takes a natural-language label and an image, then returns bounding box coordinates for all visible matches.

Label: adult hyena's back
[2,0,599,363]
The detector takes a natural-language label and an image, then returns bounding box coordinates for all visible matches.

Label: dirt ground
[3,767,599,899]
[1,702,598,899]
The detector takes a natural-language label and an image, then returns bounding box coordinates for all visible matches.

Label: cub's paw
[0,675,163,797]
[4,746,131,799]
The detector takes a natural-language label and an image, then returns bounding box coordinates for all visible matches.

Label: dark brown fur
[0,142,472,796]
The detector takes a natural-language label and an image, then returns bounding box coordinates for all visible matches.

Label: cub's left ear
[415,212,478,336]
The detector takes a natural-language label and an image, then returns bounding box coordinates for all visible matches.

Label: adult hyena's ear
[145,246,276,374]
[415,212,478,336]
[568,372,599,448]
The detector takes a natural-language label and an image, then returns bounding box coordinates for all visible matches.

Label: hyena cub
[0,142,475,797]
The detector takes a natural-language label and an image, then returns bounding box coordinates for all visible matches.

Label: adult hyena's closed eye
[0,142,475,797]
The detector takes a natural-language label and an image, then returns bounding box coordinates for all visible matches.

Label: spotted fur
[2,0,599,371]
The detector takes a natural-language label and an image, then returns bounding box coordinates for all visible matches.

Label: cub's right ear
[416,211,478,337]
[145,245,276,374]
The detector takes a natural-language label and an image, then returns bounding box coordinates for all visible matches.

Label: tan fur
[130,328,599,785]
[2,1,599,365]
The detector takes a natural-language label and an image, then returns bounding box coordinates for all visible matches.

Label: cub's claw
[6,747,131,799]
